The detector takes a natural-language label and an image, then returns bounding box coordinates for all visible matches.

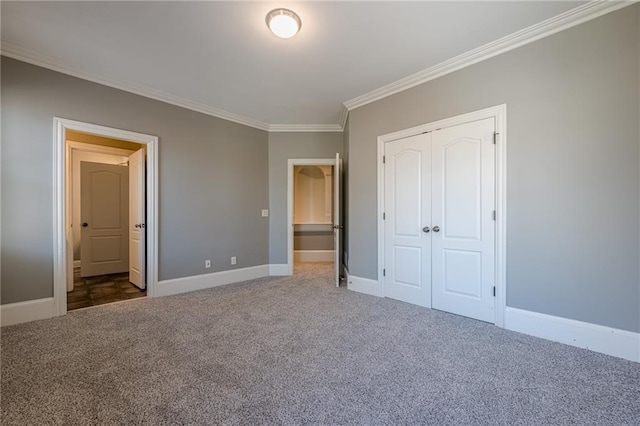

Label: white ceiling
[2,1,585,128]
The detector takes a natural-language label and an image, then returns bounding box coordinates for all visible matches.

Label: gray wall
[1,57,269,304]
[347,6,640,332]
[268,132,343,264]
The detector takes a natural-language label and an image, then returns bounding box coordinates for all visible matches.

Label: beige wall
[67,130,144,151]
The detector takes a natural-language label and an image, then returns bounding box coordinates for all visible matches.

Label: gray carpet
[1,263,639,425]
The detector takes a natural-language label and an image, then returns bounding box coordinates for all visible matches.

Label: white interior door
[431,118,496,323]
[80,161,129,277]
[129,148,146,289]
[383,133,432,307]
[333,153,341,287]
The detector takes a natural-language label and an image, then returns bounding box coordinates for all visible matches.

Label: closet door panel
[383,133,432,307]
[431,118,496,323]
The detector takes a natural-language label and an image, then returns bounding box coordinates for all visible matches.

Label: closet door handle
[422,226,430,233]
[82,222,88,228]
[432,226,440,233]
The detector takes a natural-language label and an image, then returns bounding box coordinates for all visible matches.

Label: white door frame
[377,104,507,327]
[287,158,337,276]
[53,117,159,317]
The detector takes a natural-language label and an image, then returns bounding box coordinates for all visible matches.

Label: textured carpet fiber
[1,263,639,425]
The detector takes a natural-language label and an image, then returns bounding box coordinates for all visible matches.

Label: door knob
[422,226,430,233]
[82,222,88,228]
[432,226,440,232]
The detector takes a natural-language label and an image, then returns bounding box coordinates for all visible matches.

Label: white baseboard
[346,273,382,297]
[269,264,291,276]
[294,250,334,262]
[505,307,639,362]
[1,298,56,327]
[156,265,270,297]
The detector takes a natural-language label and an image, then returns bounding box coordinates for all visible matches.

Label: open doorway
[293,164,334,264]
[287,156,342,286]
[65,131,146,310]
[53,118,159,318]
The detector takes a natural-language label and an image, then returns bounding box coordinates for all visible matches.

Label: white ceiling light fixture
[266,8,301,39]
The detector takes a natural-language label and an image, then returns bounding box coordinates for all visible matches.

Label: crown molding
[2,41,346,133]
[338,105,349,130]
[4,1,631,132]
[268,124,343,132]
[343,0,635,111]
[1,41,275,131]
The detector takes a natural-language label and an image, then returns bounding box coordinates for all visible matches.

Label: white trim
[343,1,634,111]
[269,264,290,276]
[53,118,159,317]
[268,124,343,133]
[377,105,507,327]
[156,265,269,297]
[287,159,337,277]
[2,42,345,133]
[294,250,335,263]
[0,298,56,327]
[505,307,640,363]
[346,273,382,297]
[338,106,349,130]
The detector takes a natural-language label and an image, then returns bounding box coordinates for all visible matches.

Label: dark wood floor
[67,267,146,311]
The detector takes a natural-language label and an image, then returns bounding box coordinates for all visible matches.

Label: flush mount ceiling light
[266,8,301,39]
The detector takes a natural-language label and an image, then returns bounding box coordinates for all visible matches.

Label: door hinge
[383,155,386,164]
[383,212,386,220]
[492,210,496,221]
[493,132,499,144]
[383,269,386,277]
[493,286,496,297]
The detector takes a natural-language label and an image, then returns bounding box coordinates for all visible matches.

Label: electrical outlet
[205,260,211,269]
[231,256,237,265]
[261,209,269,217]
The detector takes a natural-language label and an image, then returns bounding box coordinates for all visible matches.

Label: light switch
[261,209,269,217]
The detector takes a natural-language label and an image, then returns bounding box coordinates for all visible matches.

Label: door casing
[376,105,507,327]
[54,117,159,317]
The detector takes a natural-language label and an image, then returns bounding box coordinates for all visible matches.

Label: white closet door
[383,133,432,307]
[431,118,496,323]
